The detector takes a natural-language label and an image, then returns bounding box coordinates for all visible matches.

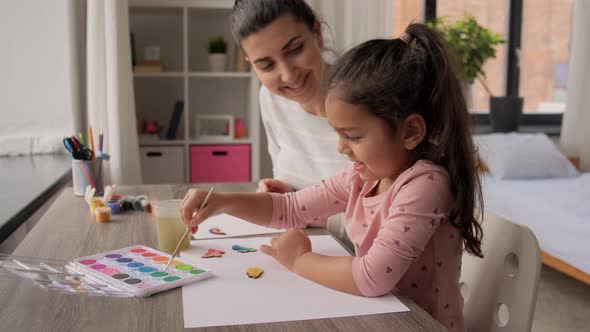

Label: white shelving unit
[129,0,260,184]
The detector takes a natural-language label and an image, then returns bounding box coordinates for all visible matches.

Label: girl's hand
[180,189,222,233]
[260,229,311,270]
[256,178,294,193]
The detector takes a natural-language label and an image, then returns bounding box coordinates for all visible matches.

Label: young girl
[181,23,483,331]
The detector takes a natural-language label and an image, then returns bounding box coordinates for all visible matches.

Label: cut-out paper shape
[232,245,257,253]
[201,249,225,258]
[246,267,264,279]
[209,227,226,235]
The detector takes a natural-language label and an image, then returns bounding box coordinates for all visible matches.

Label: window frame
[423,0,564,132]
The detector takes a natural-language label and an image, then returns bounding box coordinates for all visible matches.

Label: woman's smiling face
[240,14,325,106]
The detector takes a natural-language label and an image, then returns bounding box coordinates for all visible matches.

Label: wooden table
[0,183,446,331]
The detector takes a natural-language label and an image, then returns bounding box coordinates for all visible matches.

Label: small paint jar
[90,198,105,214]
[106,200,121,214]
[95,206,111,223]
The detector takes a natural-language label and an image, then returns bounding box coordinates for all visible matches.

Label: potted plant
[430,15,522,132]
[208,36,227,72]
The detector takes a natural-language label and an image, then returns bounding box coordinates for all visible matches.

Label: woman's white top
[259,86,350,189]
[259,86,351,241]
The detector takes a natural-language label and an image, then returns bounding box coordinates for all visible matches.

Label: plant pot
[208,53,226,72]
[490,96,523,132]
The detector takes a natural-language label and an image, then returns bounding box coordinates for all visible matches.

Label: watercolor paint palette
[0,246,212,297]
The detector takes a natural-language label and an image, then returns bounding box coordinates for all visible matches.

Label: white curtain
[560,0,590,171]
[87,0,142,184]
[306,0,394,53]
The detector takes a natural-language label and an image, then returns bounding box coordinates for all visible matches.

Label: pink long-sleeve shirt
[270,160,465,331]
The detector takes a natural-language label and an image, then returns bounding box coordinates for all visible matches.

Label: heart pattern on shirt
[403,226,410,232]
[427,174,434,181]
[301,206,307,211]
[386,266,392,273]
[393,240,400,246]
[370,210,375,215]
[450,233,455,239]
[444,304,449,309]
[279,215,283,221]
[411,283,418,288]
[421,265,427,271]
[433,208,439,214]
[362,224,368,228]
[437,261,443,267]
[399,207,405,212]
[333,200,340,204]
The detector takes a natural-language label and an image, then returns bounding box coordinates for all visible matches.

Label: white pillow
[474,133,579,180]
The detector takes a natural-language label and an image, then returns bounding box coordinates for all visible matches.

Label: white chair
[460,212,541,332]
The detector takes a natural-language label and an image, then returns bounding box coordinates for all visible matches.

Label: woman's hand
[180,189,222,234]
[256,178,294,193]
[260,229,312,271]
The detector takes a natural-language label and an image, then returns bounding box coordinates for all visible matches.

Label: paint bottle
[151,200,190,254]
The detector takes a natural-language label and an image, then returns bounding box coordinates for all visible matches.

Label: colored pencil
[164,186,214,272]
[89,126,95,159]
[98,132,104,153]
[79,132,85,145]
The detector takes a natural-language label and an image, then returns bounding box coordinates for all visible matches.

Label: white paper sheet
[192,213,283,239]
[181,235,409,328]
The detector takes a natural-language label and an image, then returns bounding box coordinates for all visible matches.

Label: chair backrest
[460,212,541,332]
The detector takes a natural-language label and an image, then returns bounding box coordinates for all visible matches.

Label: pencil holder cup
[72,159,104,196]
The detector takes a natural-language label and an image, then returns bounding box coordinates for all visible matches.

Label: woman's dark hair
[231,0,318,44]
[328,23,484,258]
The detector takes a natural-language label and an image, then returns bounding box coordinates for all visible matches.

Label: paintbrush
[164,186,214,272]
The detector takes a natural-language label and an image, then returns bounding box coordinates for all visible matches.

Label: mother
[231,0,349,233]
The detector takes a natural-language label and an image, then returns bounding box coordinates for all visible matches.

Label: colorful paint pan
[124,278,142,285]
[130,248,147,254]
[105,254,122,259]
[190,269,206,275]
[100,268,119,275]
[127,262,144,269]
[79,259,96,265]
[175,264,193,271]
[152,256,169,263]
[163,276,181,282]
[115,258,133,264]
[137,267,157,274]
[168,260,182,267]
[150,271,168,279]
[90,264,107,270]
[141,253,157,258]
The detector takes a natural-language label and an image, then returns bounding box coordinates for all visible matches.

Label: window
[393,1,425,37]
[519,0,573,113]
[437,1,508,113]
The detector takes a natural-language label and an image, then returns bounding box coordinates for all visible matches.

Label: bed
[482,172,590,284]
[475,133,590,285]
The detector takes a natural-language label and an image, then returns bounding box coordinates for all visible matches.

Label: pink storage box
[190,145,250,183]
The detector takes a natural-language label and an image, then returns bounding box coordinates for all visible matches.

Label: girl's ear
[314,20,324,49]
[402,114,426,150]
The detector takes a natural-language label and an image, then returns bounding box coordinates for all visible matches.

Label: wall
[0,0,76,155]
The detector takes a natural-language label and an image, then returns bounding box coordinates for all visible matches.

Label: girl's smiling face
[240,14,325,107]
[326,90,422,190]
